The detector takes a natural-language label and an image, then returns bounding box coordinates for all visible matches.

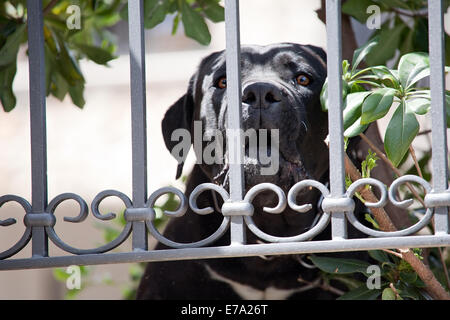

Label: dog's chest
[205,264,302,300]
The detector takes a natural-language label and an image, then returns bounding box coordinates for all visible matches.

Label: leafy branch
[321,37,450,167]
[0,0,224,112]
[317,37,450,300]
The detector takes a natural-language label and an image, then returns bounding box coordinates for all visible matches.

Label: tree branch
[345,154,450,300]
[359,132,426,208]
[43,0,59,16]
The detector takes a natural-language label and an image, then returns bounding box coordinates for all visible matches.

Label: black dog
[137,43,365,300]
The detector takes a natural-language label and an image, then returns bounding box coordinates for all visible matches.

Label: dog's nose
[242,82,282,109]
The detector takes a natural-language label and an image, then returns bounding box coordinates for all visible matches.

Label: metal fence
[0,0,449,271]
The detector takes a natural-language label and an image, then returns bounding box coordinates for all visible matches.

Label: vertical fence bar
[128,0,148,250]
[27,0,49,257]
[326,0,347,240]
[225,0,246,245]
[428,0,449,235]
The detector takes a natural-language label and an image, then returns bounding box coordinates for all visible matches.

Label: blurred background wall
[0,0,448,299]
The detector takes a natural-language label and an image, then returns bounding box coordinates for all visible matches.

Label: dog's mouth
[213,130,310,192]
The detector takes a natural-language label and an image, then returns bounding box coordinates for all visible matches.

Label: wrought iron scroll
[1,0,449,270]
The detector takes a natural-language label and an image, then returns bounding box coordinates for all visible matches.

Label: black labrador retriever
[137,43,366,300]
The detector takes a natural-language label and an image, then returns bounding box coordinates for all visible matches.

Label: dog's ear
[161,81,195,180]
[303,45,326,64]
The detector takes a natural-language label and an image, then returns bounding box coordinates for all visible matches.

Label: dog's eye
[216,77,227,89]
[296,74,311,86]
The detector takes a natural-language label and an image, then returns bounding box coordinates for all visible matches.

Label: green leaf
[342,0,378,23]
[361,88,397,124]
[320,79,329,111]
[181,1,211,45]
[143,0,169,29]
[446,92,450,127]
[53,268,70,282]
[68,82,86,108]
[50,71,69,101]
[202,1,224,22]
[308,255,371,276]
[320,78,349,112]
[366,22,407,66]
[365,213,380,229]
[344,117,368,138]
[73,43,116,65]
[337,285,382,300]
[343,91,371,130]
[377,0,410,10]
[446,34,450,66]
[171,12,181,35]
[0,24,25,67]
[400,271,418,284]
[370,65,400,89]
[324,273,363,290]
[384,101,420,167]
[368,250,390,263]
[55,37,85,86]
[397,283,425,300]
[382,287,397,300]
[366,23,406,66]
[0,61,17,112]
[398,52,429,89]
[351,37,379,74]
[405,97,430,115]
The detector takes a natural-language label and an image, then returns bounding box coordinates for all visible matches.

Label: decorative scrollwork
[345,175,434,237]
[243,180,331,243]
[0,172,446,261]
[145,185,230,248]
[45,191,132,255]
[0,195,32,259]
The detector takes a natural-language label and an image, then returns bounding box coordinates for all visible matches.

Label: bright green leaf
[361,88,396,124]
[202,1,224,22]
[343,91,371,130]
[365,213,380,229]
[370,65,400,89]
[398,52,429,89]
[351,36,379,74]
[382,287,397,300]
[143,0,169,29]
[384,101,420,167]
[320,79,329,111]
[344,117,368,138]
[405,98,430,115]
[366,23,406,66]
[320,78,349,112]
[53,268,70,281]
[171,12,181,35]
[181,1,211,45]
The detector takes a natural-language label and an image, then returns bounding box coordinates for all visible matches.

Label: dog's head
[162,43,329,197]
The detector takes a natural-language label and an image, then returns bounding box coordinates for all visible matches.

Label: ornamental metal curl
[145,184,230,248]
[243,181,331,243]
[345,175,434,237]
[46,191,133,255]
[0,195,32,259]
